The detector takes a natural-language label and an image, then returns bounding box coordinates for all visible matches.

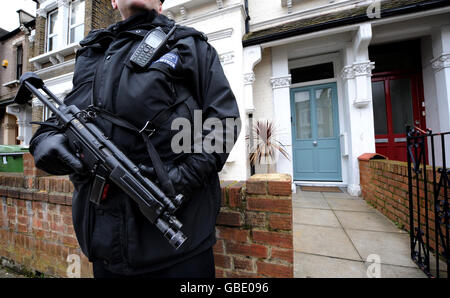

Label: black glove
[32,133,85,175]
[139,163,203,196]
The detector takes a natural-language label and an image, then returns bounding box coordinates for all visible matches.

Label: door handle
[313,141,318,146]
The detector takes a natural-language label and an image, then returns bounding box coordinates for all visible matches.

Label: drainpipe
[249,113,255,176]
[244,0,250,34]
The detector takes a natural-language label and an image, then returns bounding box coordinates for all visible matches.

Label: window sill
[2,80,20,88]
[29,43,81,70]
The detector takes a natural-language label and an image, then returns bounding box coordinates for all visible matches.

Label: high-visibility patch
[154,52,179,69]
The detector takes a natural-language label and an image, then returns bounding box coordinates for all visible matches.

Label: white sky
[0,0,37,32]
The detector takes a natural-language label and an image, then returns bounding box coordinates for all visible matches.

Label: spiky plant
[246,120,290,173]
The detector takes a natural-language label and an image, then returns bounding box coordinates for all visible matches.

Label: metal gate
[406,126,449,278]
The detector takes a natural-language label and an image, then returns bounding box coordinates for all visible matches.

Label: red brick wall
[0,154,293,278]
[359,155,444,254]
[215,174,293,278]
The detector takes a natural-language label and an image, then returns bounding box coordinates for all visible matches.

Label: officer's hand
[33,133,85,175]
[139,163,196,196]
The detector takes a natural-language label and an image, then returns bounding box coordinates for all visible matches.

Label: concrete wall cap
[247,173,292,182]
[358,153,388,161]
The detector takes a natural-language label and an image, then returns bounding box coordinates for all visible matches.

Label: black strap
[149,95,189,128]
[85,106,176,197]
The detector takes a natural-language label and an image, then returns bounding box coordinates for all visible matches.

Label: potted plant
[246,120,290,173]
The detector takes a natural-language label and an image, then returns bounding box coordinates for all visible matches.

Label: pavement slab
[325,198,376,212]
[294,252,367,278]
[293,224,362,261]
[346,229,417,268]
[294,208,341,227]
[335,210,403,233]
[292,189,436,278]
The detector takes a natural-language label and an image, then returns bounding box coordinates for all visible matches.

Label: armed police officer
[29,0,240,278]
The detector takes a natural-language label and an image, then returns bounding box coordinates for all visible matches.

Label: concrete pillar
[270,46,294,190]
[243,46,262,178]
[341,23,376,196]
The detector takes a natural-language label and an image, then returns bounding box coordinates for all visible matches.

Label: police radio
[130,26,177,69]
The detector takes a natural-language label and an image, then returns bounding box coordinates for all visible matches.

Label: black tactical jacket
[29,11,240,275]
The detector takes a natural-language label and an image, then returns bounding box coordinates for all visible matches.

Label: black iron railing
[407,126,449,278]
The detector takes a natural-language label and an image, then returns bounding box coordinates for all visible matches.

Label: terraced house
[16,0,121,145]
[0,10,35,146]
[16,0,450,194]
[240,0,450,196]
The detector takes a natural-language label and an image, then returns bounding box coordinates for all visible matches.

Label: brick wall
[0,154,293,278]
[33,16,46,58]
[86,0,121,33]
[359,153,445,254]
[215,174,293,278]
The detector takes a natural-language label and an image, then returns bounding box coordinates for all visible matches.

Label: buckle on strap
[139,121,156,137]
[80,105,99,121]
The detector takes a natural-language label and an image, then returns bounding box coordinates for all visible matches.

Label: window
[290,62,334,84]
[47,9,59,52]
[68,0,85,44]
[45,0,85,52]
[16,45,23,80]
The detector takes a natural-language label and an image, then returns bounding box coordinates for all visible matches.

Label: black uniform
[29,10,240,276]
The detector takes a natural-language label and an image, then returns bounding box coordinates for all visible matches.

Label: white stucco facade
[239,0,450,194]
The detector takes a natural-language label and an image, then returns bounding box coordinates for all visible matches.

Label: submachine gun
[14,72,187,250]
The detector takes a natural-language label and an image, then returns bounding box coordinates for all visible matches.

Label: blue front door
[290,83,342,181]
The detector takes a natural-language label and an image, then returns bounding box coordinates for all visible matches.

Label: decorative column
[431,24,450,164]
[242,46,262,178]
[271,46,294,189]
[243,46,262,113]
[341,23,376,196]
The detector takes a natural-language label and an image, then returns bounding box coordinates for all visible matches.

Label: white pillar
[341,23,376,196]
[431,25,450,166]
[271,46,294,189]
[243,46,262,113]
[242,46,262,178]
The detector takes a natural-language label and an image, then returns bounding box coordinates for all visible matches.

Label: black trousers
[93,247,215,278]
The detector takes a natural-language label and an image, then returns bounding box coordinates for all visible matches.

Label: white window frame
[67,0,85,45]
[43,105,52,121]
[46,9,59,52]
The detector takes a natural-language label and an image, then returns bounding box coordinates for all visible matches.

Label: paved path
[292,188,429,278]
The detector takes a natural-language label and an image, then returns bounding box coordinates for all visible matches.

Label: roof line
[0,19,35,42]
[243,0,450,47]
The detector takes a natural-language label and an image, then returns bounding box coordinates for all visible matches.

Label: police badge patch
[155,53,179,69]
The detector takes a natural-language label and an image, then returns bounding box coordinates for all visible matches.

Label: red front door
[371,72,426,162]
